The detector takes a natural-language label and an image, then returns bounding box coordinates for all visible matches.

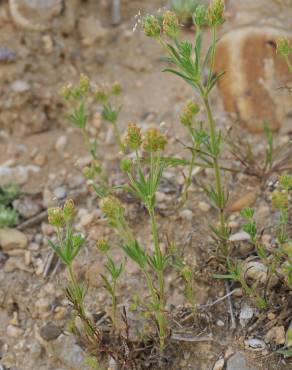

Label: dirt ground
[0,1,292,369]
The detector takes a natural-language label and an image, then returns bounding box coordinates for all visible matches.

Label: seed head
[60,83,73,100]
[63,199,75,221]
[193,5,207,26]
[100,196,125,227]
[48,207,65,227]
[180,101,200,126]
[112,82,122,95]
[124,123,142,150]
[207,0,225,26]
[78,74,90,95]
[143,128,167,152]
[96,239,110,253]
[272,190,288,210]
[142,15,161,37]
[94,88,108,103]
[277,38,292,57]
[162,11,180,38]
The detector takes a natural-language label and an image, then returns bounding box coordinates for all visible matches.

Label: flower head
[100,196,125,228]
[96,239,110,253]
[48,207,65,227]
[143,128,167,152]
[180,101,200,126]
[111,82,122,95]
[142,15,161,37]
[207,0,225,26]
[63,199,75,221]
[163,11,180,38]
[78,74,90,96]
[193,5,207,26]
[124,123,142,150]
[60,83,73,100]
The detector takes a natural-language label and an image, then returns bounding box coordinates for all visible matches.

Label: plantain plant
[142,1,230,256]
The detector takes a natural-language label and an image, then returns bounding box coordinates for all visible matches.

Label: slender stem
[112,120,124,152]
[180,147,195,206]
[207,27,217,88]
[203,96,225,233]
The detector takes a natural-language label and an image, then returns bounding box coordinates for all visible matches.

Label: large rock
[215,26,292,133]
[0,228,28,251]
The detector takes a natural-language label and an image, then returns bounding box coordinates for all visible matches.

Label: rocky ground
[0,0,292,369]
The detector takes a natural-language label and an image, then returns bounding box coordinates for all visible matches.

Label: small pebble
[55,135,68,155]
[179,209,193,221]
[198,201,211,212]
[7,324,23,338]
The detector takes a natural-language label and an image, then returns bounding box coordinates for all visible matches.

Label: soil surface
[0,1,292,370]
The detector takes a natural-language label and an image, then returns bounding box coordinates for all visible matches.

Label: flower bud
[143,128,167,152]
[142,15,161,37]
[124,123,142,150]
[193,5,207,26]
[48,207,65,227]
[163,11,180,38]
[96,239,110,253]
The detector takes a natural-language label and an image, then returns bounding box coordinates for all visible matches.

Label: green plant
[0,183,21,228]
[0,205,18,227]
[47,200,99,341]
[97,239,124,329]
[226,122,292,179]
[277,38,292,72]
[101,123,172,349]
[0,183,21,205]
[143,1,230,253]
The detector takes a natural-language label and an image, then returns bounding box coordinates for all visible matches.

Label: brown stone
[215,26,292,133]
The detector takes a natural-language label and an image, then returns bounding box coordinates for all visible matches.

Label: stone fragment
[7,324,23,338]
[215,26,292,133]
[265,326,285,345]
[198,201,211,212]
[4,256,32,272]
[228,191,257,212]
[78,16,108,46]
[9,0,63,31]
[0,228,27,251]
[0,47,17,63]
[179,209,193,221]
[213,358,224,370]
[10,80,30,93]
[40,323,62,341]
